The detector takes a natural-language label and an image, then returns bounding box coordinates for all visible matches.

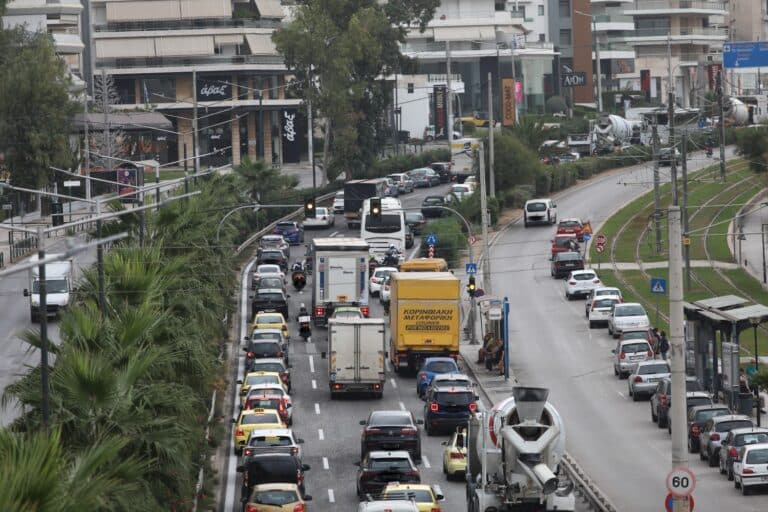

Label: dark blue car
[423,385,478,435]
[416,357,460,397]
[273,221,304,245]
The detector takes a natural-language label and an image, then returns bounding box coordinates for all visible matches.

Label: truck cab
[23,254,73,322]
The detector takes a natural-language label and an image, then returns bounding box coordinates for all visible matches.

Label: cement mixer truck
[466,387,575,512]
[592,114,642,155]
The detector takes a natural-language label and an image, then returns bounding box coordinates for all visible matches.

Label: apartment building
[400,0,556,126]
[548,0,594,104]
[2,0,85,89]
[624,0,728,107]
[589,0,636,91]
[86,0,303,167]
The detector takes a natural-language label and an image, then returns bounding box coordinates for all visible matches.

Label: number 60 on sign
[666,467,696,497]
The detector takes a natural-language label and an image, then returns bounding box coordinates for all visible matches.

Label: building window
[511,6,525,18]
[141,77,176,103]
[636,16,670,36]
[539,33,546,42]
[559,29,572,46]
[538,5,544,16]
[407,83,414,93]
[558,0,570,18]
[114,78,136,104]
[495,0,505,11]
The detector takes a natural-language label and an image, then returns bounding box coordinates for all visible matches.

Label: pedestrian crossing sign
[651,278,667,294]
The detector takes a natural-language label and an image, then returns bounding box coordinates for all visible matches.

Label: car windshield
[595,298,619,308]
[261,251,283,258]
[639,364,670,375]
[257,315,283,324]
[246,398,281,409]
[246,375,279,386]
[557,252,582,261]
[258,265,281,274]
[622,343,650,353]
[573,273,596,281]
[616,305,646,316]
[559,220,581,228]
[738,433,768,446]
[434,391,473,405]
[276,222,297,230]
[425,361,456,373]
[315,208,328,215]
[249,435,292,447]
[453,186,470,193]
[365,214,402,233]
[389,175,402,182]
[253,363,284,373]
[685,380,703,392]
[252,490,298,506]
[423,198,443,205]
[256,292,284,302]
[251,342,280,355]
[717,420,754,432]
[746,448,768,464]
[375,269,394,279]
[242,412,279,425]
[527,202,547,212]
[694,409,727,422]
[596,289,620,297]
[258,278,283,289]
[370,412,411,426]
[687,397,712,409]
[252,332,282,341]
[555,238,576,247]
[369,458,411,470]
[405,213,424,223]
[33,279,69,294]
[622,331,648,340]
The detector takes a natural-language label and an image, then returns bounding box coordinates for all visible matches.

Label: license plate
[336,295,348,302]
[648,378,660,382]
[299,315,311,323]
[630,355,644,361]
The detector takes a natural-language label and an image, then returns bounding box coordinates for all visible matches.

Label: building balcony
[593,14,635,33]
[97,54,286,74]
[624,27,728,45]
[93,18,281,33]
[625,0,727,16]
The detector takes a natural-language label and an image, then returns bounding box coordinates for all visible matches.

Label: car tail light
[401,428,417,435]
[291,446,299,455]
[246,505,258,512]
[469,402,478,412]
[247,352,255,358]
[593,279,601,284]
[431,508,441,512]
[292,505,306,512]
[314,306,324,317]
[743,468,755,474]
[333,383,343,390]
[619,352,626,359]
[297,470,304,485]
[591,303,597,311]
[236,428,244,437]
[692,425,700,436]
[361,306,370,317]
[568,280,576,285]
[405,471,420,478]
[244,448,254,456]
[634,376,643,383]
[429,402,439,412]
[729,447,738,457]
[450,452,465,459]
[647,350,653,357]
[711,433,720,441]
[363,428,381,437]
[277,351,284,357]
[281,374,289,381]
[420,374,428,381]
[374,383,381,390]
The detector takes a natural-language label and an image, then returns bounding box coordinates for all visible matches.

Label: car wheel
[728,467,734,481]
[613,365,618,376]
[734,477,741,489]
[589,320,595,329]
[708,450,718,467]
[688,439,695,453]
[607,324,613,336]
[425,422,433,436]
[565,292,571,300]
[651,405,658,423]
[742,482,750,496]
[658,414,667,428]
[631,389,639,402]
[699,447,706,460]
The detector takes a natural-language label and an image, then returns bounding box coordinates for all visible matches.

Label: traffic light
[467,276,476,297]
[370,197,382,221]
[304,197,315,218]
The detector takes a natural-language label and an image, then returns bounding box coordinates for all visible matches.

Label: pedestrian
[658,331,670,360]
[477,333,495,364]
[651,327,661,357]
[739,368,752,394]
[486,339,502,372]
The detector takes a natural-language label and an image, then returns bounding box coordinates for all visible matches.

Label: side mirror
[611,349,616,354]
[236,379,243,385]
[354,461,361,467]
[297,438,305,444]
[23,289,30,297]
[435,493,445,501]
[239,405,244,410]
[287,364,293,369]
[243,336,250,342]
[236,465,244,473]
[287,295,291,298]
[416,419,424,425]
[242,347,249,353]
[441,441,448,446]
[302,464,311,471]
[359,420,367,425]
[240,497,248,504]
[474,395,480,401]
[303,495,313,501]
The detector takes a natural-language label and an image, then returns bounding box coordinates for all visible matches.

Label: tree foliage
[735,126,768,173]
[0,28,77,189]
[273,0,439,182]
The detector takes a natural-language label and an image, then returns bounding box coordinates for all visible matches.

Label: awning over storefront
[214,34,244,45]
[254,0,284,18]
[96,38,156,59]
[73,112,174,132]
[106,1,179,22]
[245,34,278,55]
[179,0,232,19]
[155,36,214,56]
[432,26,496,41]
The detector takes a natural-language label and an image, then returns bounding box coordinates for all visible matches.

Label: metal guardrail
[561,453,618,512]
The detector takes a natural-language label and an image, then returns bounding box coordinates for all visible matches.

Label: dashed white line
[422,455,431,468]
[329,231,339,237]
[309,355,315,373]
[315,403,321,415]
[616,391,625,398]
[399,401,406,411]
[390,378,397,389]
[322,457,329,470]
[318,428,325,440]
[312,379,317,389]
[328,489,335,503]
[385,358,391,371]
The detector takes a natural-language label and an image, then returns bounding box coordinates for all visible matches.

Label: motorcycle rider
[384,244,400,266]
[291,260,304,273]
[297,303,311,340]
[705,137,714,156]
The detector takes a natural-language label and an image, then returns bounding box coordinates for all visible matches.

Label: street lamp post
[750,316,762,427]
[762,223,768,284]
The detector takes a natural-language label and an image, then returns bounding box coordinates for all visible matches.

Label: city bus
[360,197,406,259]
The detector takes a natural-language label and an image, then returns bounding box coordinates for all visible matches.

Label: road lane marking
[328,489,335,503]
[422,455,431,468]
[318,428,325,440]
[312,379,317,389]
[315,403,321,414]
[330,231,339,237]
[385,358,391,371]
[309,355,315,373]
[399,401,406,411]
[616,391,625,398]
[323,457,329,470]
[390,378,397,389]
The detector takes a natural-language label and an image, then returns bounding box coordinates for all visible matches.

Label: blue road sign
[582,233,591,242]
[466,263,477,275]
[723,41,768,69]
[651,278,667,295]
[425,233,438,246]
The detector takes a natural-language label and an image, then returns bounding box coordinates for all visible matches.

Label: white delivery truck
[23,253,74,322]
[310,237,370,327]
[327,318,386,399]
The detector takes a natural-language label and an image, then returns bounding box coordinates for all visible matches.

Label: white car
[612,339,654,379]
[584,287,623,316]
[733,443,768,495]
[379,275,393,304]
[332,191,344,214]
[255,264,285,279]
[608,302,650,338]
[449,183,474,201]
[388,173,414,194]
[564,269,602,300]
[369,266,398,296]
[303,207,335,229]
[627,360,671,401]
[587,296,621,328]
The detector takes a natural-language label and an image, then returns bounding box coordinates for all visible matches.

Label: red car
[551,234,579,258]
[557,218,585,241]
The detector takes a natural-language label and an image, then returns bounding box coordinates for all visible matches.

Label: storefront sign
[281,109,301,163]
[433,85,447,140]
[197,77,230,100]
[502,79,516,126]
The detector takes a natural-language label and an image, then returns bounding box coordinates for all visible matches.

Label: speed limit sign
[666,466,696,497]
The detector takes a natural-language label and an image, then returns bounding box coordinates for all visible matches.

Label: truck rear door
[328,257,358,303]
[330,323,356,383]
[357,323,385,383]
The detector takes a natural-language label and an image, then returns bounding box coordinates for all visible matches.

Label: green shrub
[419,217,467,266]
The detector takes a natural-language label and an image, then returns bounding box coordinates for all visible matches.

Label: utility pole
[101,69,111,173]
[478,141,492,296]
[192,69,200,175]
[446,41,454,153]
[593,15,603,113]
[681,133,691,291]
[83,92,91,201]
[36,225,50,430]
[307,79,316,190]
[667,32,678,206]
[96,197,106,314]
[668,206,689,471]
[511,36,517,124]
[717,68,726,181]
[488,72,495,198]
[652,123,662,254]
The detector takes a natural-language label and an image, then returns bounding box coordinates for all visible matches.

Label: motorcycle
[705,146,713,158]
[382,250,402,268]
[298,314,312,341]
[368,258,379,277]
[292,271,306,291]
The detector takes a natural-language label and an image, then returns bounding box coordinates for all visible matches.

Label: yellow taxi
[244,483,311,512]
[441,427,467,480]
[381,483,444,512]
[252,312,290,339]
[232,408,287,454]
[238,372,288,405]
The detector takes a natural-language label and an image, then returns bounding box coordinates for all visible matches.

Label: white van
[523,198,557,227]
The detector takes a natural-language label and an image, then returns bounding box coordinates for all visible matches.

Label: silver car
[243,428,304,458]
[388,173,414,194]
[627,360,670,401]
[584,287,622,316]
[587,296,621,328]
[719,427,768,480]
[699,414,754,467]
[612,339,653,379]
[608,302,650,338]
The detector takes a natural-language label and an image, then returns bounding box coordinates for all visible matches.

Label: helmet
[389,244,396,249]
[300,303,306,309]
